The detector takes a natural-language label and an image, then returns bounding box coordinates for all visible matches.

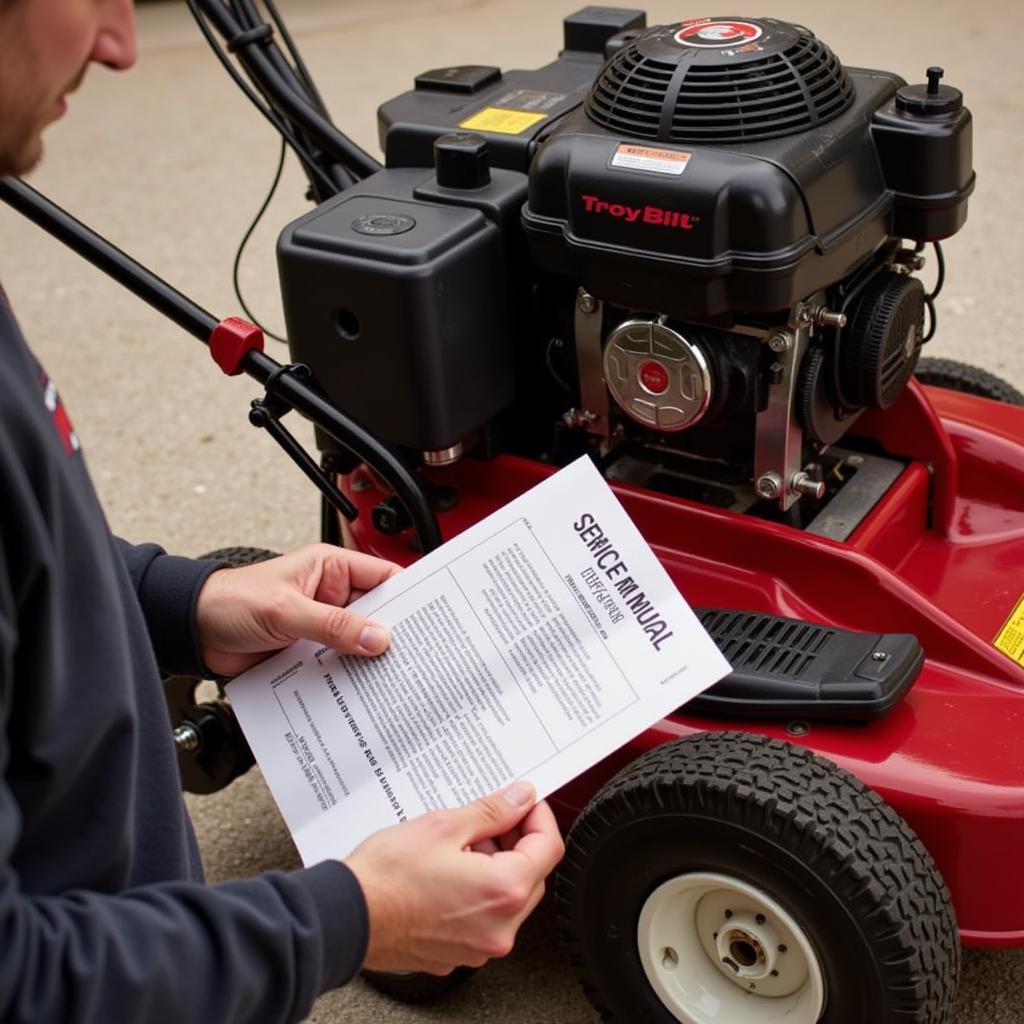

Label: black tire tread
[361,966,475,1005]
[915,357,1024,406]
[557,732,959,1024]
[199,546,280,567]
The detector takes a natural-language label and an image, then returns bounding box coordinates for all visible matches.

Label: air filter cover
[585,16,855,144]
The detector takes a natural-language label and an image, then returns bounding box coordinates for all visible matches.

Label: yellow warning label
[458,107,548,135]
[994,594,1024,666]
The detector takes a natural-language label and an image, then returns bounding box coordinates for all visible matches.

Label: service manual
[227,456,731,863]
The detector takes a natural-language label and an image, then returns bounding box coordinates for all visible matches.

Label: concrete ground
[2,0,1022,1021]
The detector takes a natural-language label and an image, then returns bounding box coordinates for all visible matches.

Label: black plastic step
[682,609,923,722]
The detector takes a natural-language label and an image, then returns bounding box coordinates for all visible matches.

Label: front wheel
[914,356,1024,405]
[556,732,959,1024]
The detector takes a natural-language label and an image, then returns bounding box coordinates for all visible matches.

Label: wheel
[556,732,959,1024]
[164,546,280,794]
[361,966,475,1004]
[914,356,1024,405]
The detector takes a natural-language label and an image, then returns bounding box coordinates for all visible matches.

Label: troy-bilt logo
[581,194,699,230]
[674,19,763,47]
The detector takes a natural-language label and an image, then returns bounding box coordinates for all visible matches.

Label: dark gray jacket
[0,294,367,1023]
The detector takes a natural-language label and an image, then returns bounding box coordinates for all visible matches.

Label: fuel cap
[896,66,963,116]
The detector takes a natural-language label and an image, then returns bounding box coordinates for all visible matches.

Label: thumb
[450,782,536,846]
[280,593,391,656]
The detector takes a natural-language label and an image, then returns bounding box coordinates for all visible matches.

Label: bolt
[872,651,888,662]
[724,909,733,919]
[786,721,809,737]
[791,471,826,500]
[173,722,201,754]
[815,308,848,329]
[846,454,865,467]
[771,970,780,977]
[351,476,371,493]
[756,914,766,925]
[778,944,788,953]
[767,331,792,353]
[755,472,783,500]
[562,408,597,429]
[578,292,597,314]
[795,305,815,329]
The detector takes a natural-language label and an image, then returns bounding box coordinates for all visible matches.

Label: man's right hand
[345,782,564,974]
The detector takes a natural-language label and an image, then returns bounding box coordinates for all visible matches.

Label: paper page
[227,456,731,864]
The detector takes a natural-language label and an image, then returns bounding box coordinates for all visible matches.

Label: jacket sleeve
[0,552,368,1023]
[0,826,369,1024]
[113,538,225,676]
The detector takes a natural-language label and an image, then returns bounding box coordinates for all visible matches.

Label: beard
[0,64,86,178]
[0,118,46,178]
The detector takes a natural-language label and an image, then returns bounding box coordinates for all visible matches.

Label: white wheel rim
[637,871,826,1024]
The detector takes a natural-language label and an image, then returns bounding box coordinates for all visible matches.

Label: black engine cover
[521,16,972,322]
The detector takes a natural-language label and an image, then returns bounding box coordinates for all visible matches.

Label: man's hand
[195,544,401,677]
[346,782,565,974]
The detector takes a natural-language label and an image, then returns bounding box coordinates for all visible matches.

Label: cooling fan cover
[585,16,855,144]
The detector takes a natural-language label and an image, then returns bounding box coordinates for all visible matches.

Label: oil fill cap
[896,66,963,116]
[434,132,491,189]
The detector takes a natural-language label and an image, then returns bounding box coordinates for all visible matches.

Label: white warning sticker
[611,144,693,176]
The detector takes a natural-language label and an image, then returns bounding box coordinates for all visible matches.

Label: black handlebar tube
[193,0,381,183]
[0,176,219,343]
[0,176,442,553]
[245,348,441,551]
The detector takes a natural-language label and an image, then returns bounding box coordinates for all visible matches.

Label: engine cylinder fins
[603,319,712,431]
[584,17,855,145]
[840,272,925,409]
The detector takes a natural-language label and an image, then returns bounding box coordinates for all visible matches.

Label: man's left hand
[195,544,401,677]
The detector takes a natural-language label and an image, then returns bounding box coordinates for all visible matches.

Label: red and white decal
[40,371,80,455]
[638,360,671,395]
[674,19,763,47]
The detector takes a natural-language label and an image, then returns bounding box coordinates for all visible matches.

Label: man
[0,0,564,1021]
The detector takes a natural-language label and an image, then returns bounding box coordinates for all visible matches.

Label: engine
[277,8,973,525]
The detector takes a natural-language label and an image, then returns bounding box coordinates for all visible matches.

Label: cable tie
[226,23,273,53]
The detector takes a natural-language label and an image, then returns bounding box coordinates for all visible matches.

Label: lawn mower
[3,4,1024,1023]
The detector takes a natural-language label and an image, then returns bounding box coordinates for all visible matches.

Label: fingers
[313,546,402,608]
[279,591,391,656]
[449,782,537,847]
[506,800,565,877]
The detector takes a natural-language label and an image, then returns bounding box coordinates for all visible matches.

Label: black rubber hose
[194,0,381,180]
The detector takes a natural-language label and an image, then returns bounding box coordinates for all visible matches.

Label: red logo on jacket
[40,372,80,454]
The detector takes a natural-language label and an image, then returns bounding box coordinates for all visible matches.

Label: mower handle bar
[0,175,442,554]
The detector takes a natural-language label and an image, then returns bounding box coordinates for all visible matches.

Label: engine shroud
[280,7,975,518]
[522,16,972,322]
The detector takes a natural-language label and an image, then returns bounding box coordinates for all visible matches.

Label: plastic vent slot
[699,609,834,678]
[585,32,855,143]
[685,608,924,722]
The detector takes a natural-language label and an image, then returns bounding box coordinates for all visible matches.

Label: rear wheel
[557,732,959,1024]
[914,356,1024,405]
[164,546,279,794]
